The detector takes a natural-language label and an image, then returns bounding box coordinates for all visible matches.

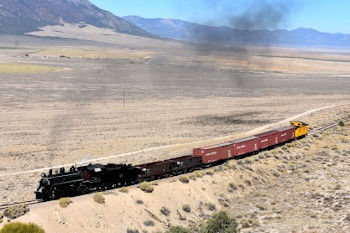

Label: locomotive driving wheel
[78,184,89,194]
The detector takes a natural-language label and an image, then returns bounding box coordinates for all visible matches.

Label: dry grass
[139,182,154,193]
[33,47,155,60]
[0,222,45,233]
[179,176,190,184]
[172,51,350,75]
[58,198,72,208]
[0,63,62,73]
[3,205,29,219]
[119,187,128,193]
[93,193,105,204]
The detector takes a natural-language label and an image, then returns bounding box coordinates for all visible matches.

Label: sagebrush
[0,222,45,233]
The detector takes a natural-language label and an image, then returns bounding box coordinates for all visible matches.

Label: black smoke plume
[190,0,294,49]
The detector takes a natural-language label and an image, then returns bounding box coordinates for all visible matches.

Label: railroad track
[0,200,40,211]
[0,117,348,210]
[310,117,349,135]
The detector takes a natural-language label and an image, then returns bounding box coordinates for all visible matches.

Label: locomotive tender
[36,121,308,201]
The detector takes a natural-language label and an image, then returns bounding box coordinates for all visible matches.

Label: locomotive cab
[291,121,309,138]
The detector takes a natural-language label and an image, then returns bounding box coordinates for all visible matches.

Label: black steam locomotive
[35,155,202,201]
[35,163,141,201]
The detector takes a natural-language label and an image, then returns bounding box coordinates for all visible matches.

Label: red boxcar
[193,141,234,164]
[231,136,259,156]
[275,126,295,143]
[254,130,279,149]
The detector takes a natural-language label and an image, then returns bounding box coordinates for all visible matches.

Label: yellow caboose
[291,121,309,138]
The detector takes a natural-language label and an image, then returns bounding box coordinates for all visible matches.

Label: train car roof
[254,130,278,137]
[201,141,234,150]
[275,126,295,132]
[230,136,258,144]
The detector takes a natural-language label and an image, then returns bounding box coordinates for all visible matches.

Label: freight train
[35,121,309,201]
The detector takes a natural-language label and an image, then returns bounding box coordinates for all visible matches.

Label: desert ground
[0,30,349,232]
[13,119,349,233]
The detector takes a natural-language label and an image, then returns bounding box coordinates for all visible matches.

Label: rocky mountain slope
[123,16,350,48]
[0,0,151,37]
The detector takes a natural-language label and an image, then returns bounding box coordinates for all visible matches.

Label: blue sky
[90,0,350,34]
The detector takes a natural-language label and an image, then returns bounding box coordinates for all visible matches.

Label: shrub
[194,171,202,177]
[339,121,345,127]
[0,222,45,233]
[143,220,154,226]
[93,192,105,204]
[126,229,139,233]
[244,180,252,186]
[136,199,144,205]
[119,187,128,193]
[206,170,214,176]
[179,176,190,184]
[228,183,237,191]
[244,159,252,164]
[240,219,250,228]
[0,212,3,224]
[140,182,154,193]
[205,202,216,211]
[200,211,239,233]
[165,226,191,233]
[160,207,171,216]
[58,198,72,208]
[182,204,191,213]
[4,205,29,219]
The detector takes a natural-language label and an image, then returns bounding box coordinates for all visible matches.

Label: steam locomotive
[36,121,309,201]
[36,164,141,201]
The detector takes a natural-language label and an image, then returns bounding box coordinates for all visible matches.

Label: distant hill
[0,0,151,37]
[123,16,350,48]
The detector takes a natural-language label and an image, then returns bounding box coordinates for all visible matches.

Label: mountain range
[0,0,349,48]
[123,16,350,48]
[0,0,150,36]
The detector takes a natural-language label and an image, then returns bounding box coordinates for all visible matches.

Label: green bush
[165,226,191,233]
[139,182,154,193]
[93,192,105,204]
[200,211,239,233]
[194,171,202,177]
[58,198,72,208]
[119,187,128,193]
[0,212,3,224]
[179,176,190,184]
[339,121,345,127]
[0,222,45,233]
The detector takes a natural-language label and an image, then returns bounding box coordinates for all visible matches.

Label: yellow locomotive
[291,121,309,138]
